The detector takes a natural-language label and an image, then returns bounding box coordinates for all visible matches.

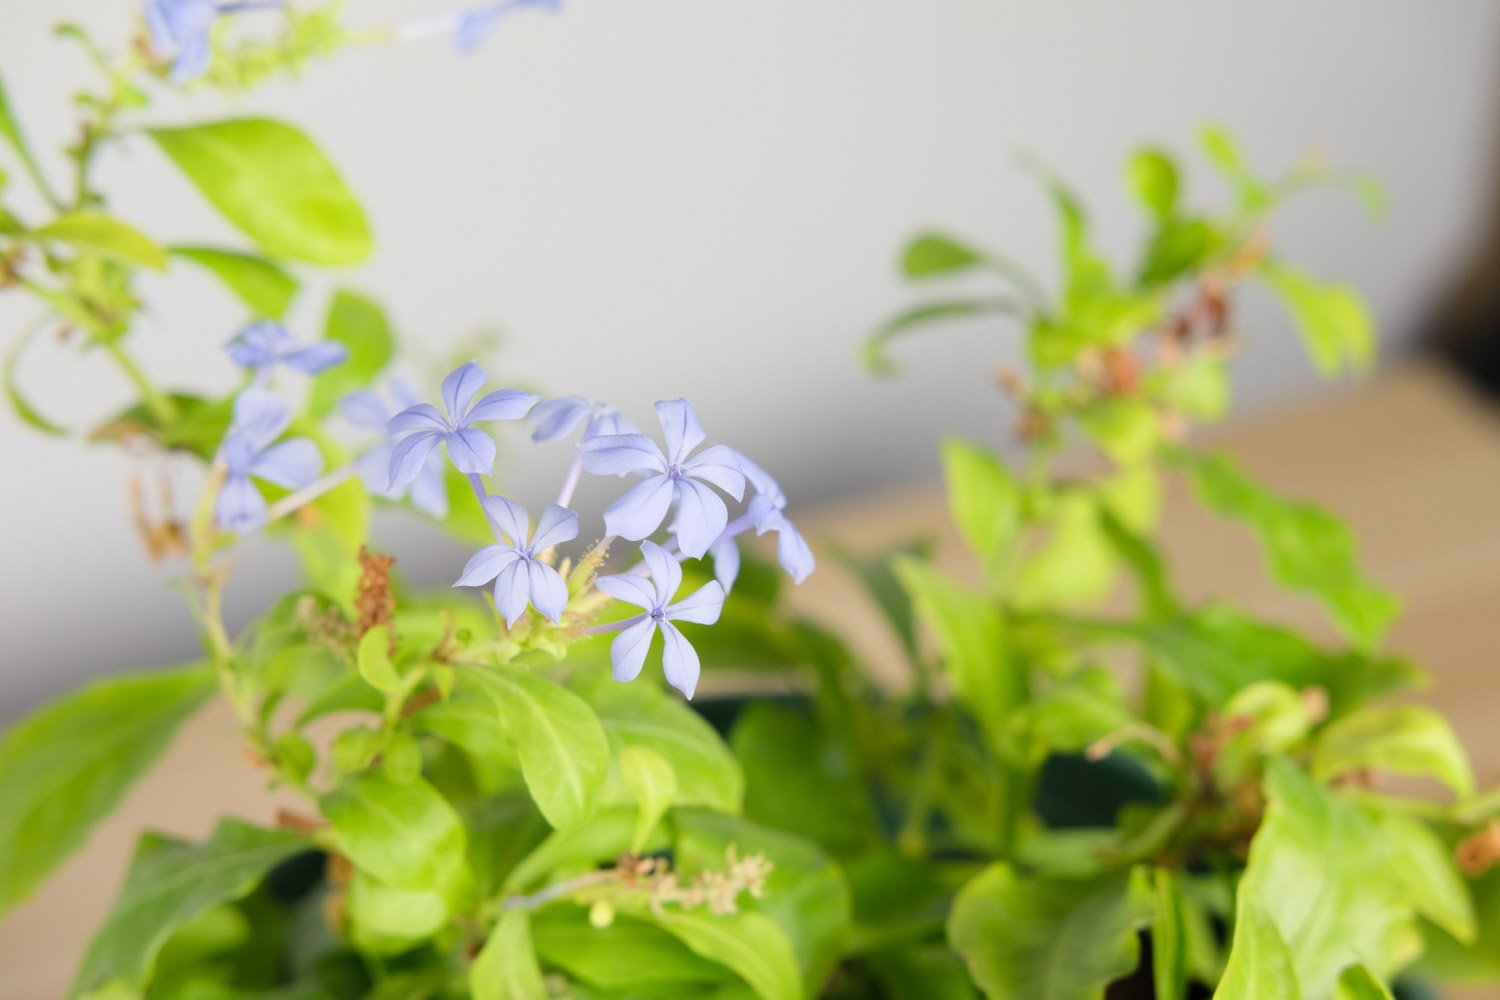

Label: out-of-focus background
[4,0,1500,714]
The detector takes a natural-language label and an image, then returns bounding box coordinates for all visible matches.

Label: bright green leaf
[170,246,298,319]
[650,909,804,1000]
[1261,261,1376,378]
[307,289,394,416]
[0,664,215,914]
[69,820,304,998]
[941,436,1021,583]
[902,232,986,277]
[33,212,167,270]
[148,118,372,266]
[619,745,676,853]
[1128,148,1179,218]
[1312,704,1473,797]
[1152,868,1188,1000]
[533,908,731,992]
[1334,965,1394,1000]
[1213,896,1303,1000]
[356,626,399,693]
[947,864,1151,1000]
[472,909,547,1000]
[5,320,65,435]
[863,299,1019,377]
[320,771,466,890]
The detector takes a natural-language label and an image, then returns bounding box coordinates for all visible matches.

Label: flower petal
[666,581,725,626]
[283,341,349,375]
[441,361,488,419]
[777,520,816,584]
[249,437,322,489]
[388,403,448,435]
[528,562,569,624]
[466,388,540,424]
[455,543,520,587]
[610,618,657,683]
[410,454,451,519]
[340,390,390,431]
[389,377,421,412]
[481,494,530,546]
[658,622,701,699]
[225,320,289,370]
[444,427,497,476]
[170,37,214,83]
[654,398,705,466]
[580,434,666,476]
[671,479,728,560]
[389,429,443,488]
[748,493,783,533]
[640,539,683,608]
[493,559,531,628]
[708,536,740,595]
[215,473,268,534]
[602,474,674,540]
[595,573,659,611]
[231,388,291,447]
[684,444,746,500]
[356,443,399,498]
[531,504,580,550]
[529,396,592,442]
[733,449,782,500]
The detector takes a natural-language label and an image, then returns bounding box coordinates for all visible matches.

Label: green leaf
[471,909,547,1000]
[1177,450,1397,647]
[169,246,298,319]
[319,771,466,890]
[863,299,1018,377]
[649,909,804,1000]
[941,436,1021,583]
[1152,868,1188,1000]
[5,320,65,435]
[33,211,167,270]
[1334,965,1394,1000]
[356,626,399,693]
[827,538,931,670]
[345,869,451,954]
[70,819,305,998]
[1213,896,1303,1000]
[902,232,986,277]
[0,664,215,915]
[464,668,609,830]
[0,70,59,207]
[533,907,732,991]
[1261,261,1376,377]
[578,675,743,814]
[1200,127,1248,179]
[894,560,1026,755]
[1311,704,1473,797]
[148,118,372,266]
[1137,216,1217,287]
[307,289,395,416]
[947,864,1151,1000]
[1237,760,1471,998]
[619,745,676,853]
[893,557,1022,754]
[1128,148,1179,218]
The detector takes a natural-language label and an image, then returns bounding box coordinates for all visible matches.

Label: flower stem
[102,339,176,425]
[467,472,507,537]
[265,463,356,523]
[555,452,585,509]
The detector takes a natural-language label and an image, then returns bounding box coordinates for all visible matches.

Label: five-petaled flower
[215,389,323,534]
[227,320,347,378]
[580,399,745,559]
[453,0,560,53]
[144,0,283,83]
[454,497,578,627]
[529,395,638,444]
[595,541,725,699]
[387,361,539,487]
[341,380,448,520]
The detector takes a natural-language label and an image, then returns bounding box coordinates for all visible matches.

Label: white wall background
[2,0,1498,713]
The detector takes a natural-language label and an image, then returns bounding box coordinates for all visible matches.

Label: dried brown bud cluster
[1456,821,1500,877]
[354,546,397,646]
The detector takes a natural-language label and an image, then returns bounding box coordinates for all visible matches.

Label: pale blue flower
[144,0,284,83]
[738,451,815,585]
[528,395,639,444]
[341,380,448,519]
[454,497,578,627]
[595,541,725,699]
[579,399,745,559]
[454,0,561,53]
[387,361,540,486]
[226,320,347,377]
[214,389,322,533]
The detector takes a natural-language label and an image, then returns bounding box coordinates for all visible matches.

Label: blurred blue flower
[227,320,347,378]
[454,497,578,627]
[341,380,448,519]
[528,395,639,444]
[386,361,539,486]
[579,399,745,559]
[215,389,323,533]
[738,452,815,584]
[453,0,561,53]
[595,541,725,699]
[144,0,284,83]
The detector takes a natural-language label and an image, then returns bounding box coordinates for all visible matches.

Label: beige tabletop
[5,362,1500,999]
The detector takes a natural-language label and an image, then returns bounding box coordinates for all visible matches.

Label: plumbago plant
[0,5,832,1000]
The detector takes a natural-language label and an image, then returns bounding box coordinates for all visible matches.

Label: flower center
[667,464,685,482]
[650,608,666,623]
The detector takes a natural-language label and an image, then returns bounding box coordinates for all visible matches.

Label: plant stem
[102,338,176,424]
[265,463,356,523]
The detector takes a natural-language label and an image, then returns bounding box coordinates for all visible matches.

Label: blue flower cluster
[210,322,814,700]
